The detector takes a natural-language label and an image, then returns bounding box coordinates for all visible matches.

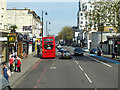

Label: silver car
[0,75,11,90]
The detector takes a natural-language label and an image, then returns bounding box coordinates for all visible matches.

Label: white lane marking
[50,67,56,69]
[79,65,83,71]
[95,87,98,90]
[86,56,112,68]
[84,73,92,83]
[75,60,78,64]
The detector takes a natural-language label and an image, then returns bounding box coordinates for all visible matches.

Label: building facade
[7,8,42,54]
[7,8,41,38]
[0,0,7,30]
[77,0,94,31]
[0,0,10,63]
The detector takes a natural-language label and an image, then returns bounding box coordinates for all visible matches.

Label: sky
[7,1,79,36]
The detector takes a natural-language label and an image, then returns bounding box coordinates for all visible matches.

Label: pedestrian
[22,48,26,59]
[17,58,21,72]
[9,55,14,74]
[114,47,117,58]
[14,55,18,72]
[2,63,10,82]
[97,47,101,56]
[37,45,40,57]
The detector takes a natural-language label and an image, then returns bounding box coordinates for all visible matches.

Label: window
[81,21,83,24]
[81,13,83,16]
[44,39,53,41]
[106,24,110,26]
[44,45,53,50]
[81,17,83,20]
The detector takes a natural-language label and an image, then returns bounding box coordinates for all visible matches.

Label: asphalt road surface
[13,46,118,89]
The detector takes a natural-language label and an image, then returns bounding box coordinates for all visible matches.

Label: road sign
[8,36,15,42]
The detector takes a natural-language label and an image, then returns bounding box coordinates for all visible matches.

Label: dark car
[0,75,11,90]
[74,48,84,56]
[61,51,72,59]
[90,48,97,54]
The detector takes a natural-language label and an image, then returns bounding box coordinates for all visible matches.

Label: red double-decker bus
[42,37,56,58]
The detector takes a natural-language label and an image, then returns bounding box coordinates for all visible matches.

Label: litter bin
[112,53,115,58]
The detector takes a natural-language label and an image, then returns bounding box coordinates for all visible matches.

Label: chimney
[25,7,28,10]
[13,7,16,9]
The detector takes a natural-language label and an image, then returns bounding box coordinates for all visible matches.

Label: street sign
[8,36,15,42]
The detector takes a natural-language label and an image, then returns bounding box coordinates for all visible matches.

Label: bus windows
[44,45,53,50]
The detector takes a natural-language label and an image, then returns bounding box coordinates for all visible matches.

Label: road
[13,46,118,89]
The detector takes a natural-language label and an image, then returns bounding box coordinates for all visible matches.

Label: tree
[118,1,120,32]
[58,26,73,42]
[10,25,17,30]
[10,25,17,33]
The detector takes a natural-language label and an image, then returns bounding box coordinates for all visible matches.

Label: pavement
[12,47,118,89]
[102,54,120,61]
[0,51,40,87]
[66,46,120,62]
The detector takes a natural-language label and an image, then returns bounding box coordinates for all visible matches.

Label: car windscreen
[44,45,54,50]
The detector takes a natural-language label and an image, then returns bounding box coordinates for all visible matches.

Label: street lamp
[42,11,48,38]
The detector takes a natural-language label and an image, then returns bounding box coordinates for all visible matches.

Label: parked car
[74,47,84,56]
[0,75,11,90]
[82,47,89,52]
[90,48,97,54]
[61,51,72,59]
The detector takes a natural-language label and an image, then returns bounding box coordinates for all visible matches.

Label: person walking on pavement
[9,55,14,74]
[14,55,18,72]
[17,58,21,72]
[2,63,10,82]
[114,47,117,58]
[97,47,101,56]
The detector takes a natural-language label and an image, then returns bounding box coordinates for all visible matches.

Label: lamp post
[42,11,48,38]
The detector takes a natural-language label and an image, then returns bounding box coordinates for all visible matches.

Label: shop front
[8,33,17,57]
[0,37,8,63]
[107,35,120,55]
[8,32,24,59]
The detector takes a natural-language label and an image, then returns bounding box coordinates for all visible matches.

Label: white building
[0,0,7,30]
[7,8,42,38]
[77,0,94,31]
